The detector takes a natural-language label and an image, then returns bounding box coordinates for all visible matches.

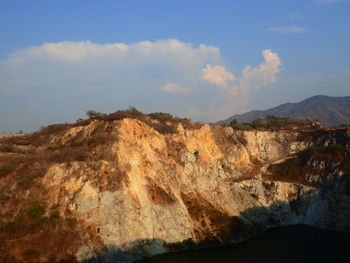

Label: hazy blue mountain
[219,95,350,127]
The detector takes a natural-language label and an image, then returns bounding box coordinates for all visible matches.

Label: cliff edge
[1,113,349,262]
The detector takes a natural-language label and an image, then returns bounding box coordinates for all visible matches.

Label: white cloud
[161,82,189,94]
[0,39,221,93]
[0,39,224,131]
[0,39,282,130]
[237,49,282,91]
[201,64,235,89]
[195,49,282,120]
[5,39,221,64]
[268,25,308,33]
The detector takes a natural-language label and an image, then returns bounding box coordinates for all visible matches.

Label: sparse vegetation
[148,112,174,121]
[194,150,200,158]
[86,110,103,119]
[86,107,201,134]
[0,163,11,177]
[0,106,348,262]
[0,144,14,152]
[18,174,35,189]
[0,204,80,263]
[229,115,320,131]
[265,144,350,186]
[0,109,202,163]
[27,201,46,219]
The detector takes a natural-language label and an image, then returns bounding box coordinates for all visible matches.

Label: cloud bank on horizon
[0,39,282,131]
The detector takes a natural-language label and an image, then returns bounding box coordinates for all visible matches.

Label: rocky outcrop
[0,118,349,263]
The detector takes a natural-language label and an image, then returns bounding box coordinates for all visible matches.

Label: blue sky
[0,0,349,132]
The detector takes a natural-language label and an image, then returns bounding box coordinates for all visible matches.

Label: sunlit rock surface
[1,118,349,262]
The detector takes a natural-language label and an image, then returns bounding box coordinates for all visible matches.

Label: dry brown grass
[0,200,81,263]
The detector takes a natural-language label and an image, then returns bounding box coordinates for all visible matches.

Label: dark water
[138,225,350,263]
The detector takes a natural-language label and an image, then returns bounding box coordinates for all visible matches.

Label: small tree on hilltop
[86,110,103,119]
[230,119,238,126]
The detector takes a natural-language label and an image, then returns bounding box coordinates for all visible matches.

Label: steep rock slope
[0,118,349,263]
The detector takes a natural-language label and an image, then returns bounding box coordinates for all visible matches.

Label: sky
[0,0,349,132]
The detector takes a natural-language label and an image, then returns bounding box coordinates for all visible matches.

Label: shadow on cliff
[79,238,168,263]
[80,187,350,263]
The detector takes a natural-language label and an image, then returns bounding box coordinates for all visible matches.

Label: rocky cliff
[0,114,349,263]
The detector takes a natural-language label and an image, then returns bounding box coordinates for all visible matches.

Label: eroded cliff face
[0,118,349,263]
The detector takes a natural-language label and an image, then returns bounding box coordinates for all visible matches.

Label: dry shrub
[145,112,203,134]
[87,124,114,147]
[144,120,178,134]
[24,123,72,146]
[148,112,174,121]
[0,206,46,240]
[101,107,144,121]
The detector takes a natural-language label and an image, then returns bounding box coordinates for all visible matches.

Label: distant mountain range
[219,95,350,127]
